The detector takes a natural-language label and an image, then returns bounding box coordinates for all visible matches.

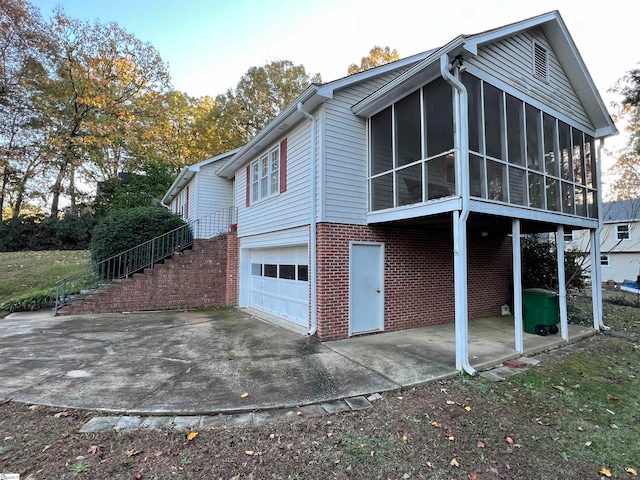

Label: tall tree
[347,46,399,75]
[0,0,51,217]
[610,66,640,199]
[214,60,322,145]
[34,9,171,216]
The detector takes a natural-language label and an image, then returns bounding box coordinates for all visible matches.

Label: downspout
[298,102,318,336]
[440,54,476,375]
[594,139,610,330]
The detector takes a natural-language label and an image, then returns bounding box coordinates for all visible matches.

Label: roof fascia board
[316,48,438,98]
[217,86,327,178]
[161,167,196,206]
[352,36,467,117]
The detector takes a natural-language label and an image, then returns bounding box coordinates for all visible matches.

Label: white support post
[453,210,470,371]
[512,219,523,353]
[590,229,602,329]
[556,226,568,341]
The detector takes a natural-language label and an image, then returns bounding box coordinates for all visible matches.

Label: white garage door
[250,246,309,327]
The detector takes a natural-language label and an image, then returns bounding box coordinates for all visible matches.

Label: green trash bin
[522,288,559,336]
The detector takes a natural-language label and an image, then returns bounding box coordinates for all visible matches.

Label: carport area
[0,308,595,415]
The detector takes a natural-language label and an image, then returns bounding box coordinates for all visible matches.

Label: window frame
[249,144,280,204]
[600,254,610,267]
[616,224,630,241]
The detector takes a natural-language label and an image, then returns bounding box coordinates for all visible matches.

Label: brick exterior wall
[315,222,512,341]
[58,234,237,316]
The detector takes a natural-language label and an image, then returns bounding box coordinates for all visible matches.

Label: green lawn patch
[0,250,90,307]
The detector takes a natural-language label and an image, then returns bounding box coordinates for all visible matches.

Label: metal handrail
[55,206,237,314]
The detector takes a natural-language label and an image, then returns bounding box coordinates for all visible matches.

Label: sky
[30,0,638,185]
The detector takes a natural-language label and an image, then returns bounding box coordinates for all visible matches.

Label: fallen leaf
[54,411,70,418]
[402,435,408,444]
[42,444,51,452]
[370,450,375,457]
[626,467,638,475]
[450,458,460,467]
[470,474,478,480]
[465,405,472,411]
[607,394,621,402]
[87,445,102,455]
[577,426,584,431]
[126,449,142,457]
[506,436,514,445]
[269,433,275,440]
[426,461,433,468]
[397,396,404,400]
[240,392,249,398]
[600,467,612,477]
[56,439,64,445]
[551,384,565,392]
[610,424,619,430]
[448,436,455,441]
[477,441,485,448]
[296,411,303,416]
[446,400,455,405]
[432,422,442,428]
[28,405,40,410]
[490,467,499,474]
[134,471,143,479]
[443,428,452,436]
[327,432,333,438]
[326,421,332,425]
[585,441,592,447]
[245,450,255,456]
[187,432,198,441]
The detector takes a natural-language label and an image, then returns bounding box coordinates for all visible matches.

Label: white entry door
[349,242,384,335]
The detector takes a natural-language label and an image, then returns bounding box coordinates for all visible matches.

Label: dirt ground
[3,336,636,480]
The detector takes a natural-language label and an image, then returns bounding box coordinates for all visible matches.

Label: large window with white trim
[250,144,280,203]
[462,72,598,219]
[369,77,455,211]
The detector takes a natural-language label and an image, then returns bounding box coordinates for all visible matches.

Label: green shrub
[521,234,585,291]
[90,206,187,264]
[0,289,56,312]
[0,213,95,252]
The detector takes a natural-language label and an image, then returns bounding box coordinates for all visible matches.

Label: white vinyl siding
[465,27,593,130]
[236,121,310,238]
[323,71,407,224]
[195,163,234,218]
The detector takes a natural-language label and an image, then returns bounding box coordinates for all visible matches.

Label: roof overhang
[216,86,329,178]
[352,11,617,138]
[162,148,241,206]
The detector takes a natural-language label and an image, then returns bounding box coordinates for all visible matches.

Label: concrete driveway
[0,308,596,415]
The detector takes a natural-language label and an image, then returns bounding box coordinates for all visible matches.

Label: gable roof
[215,49,439,179]
[162,148,241,205]
[352,11,617,138]
[217,11,616,179]
[602,199,640,223]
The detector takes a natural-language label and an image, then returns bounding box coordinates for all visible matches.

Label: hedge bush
[90,206,187,265]
[0,213,95,252]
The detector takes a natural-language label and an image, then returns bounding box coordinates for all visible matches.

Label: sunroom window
[369,77,455,211]
[461,72,598,219]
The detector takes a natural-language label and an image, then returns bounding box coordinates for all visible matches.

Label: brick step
[57,232,237,316]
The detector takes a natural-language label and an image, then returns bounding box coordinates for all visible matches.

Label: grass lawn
[0,250,90,306]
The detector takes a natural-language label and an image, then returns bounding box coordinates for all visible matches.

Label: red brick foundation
[58,233,238,315]
[315,222,512,341]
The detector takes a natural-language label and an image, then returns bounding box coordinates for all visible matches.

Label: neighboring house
[162,148,240,238]
[167,11,617,372]
[568,199,640,284]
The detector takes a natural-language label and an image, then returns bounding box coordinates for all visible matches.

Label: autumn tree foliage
[214,60,322,145]
[1,1,322,230]
[610,66,640,199]
[347,46,399,75]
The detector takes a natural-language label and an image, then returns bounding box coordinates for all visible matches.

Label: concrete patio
[0,308,596,415]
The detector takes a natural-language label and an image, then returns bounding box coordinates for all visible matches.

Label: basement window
[533,42,549,82]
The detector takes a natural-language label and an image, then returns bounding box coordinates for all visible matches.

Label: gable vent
[533,42,549,82]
